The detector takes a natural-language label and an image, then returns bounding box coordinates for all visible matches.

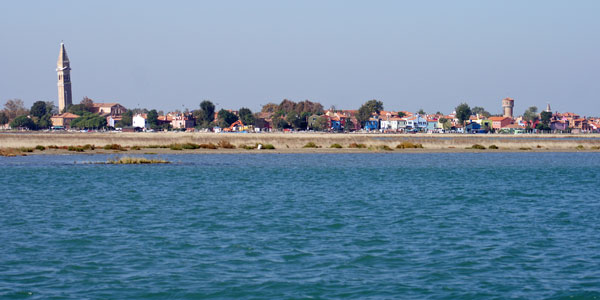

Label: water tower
[502,97,514,118]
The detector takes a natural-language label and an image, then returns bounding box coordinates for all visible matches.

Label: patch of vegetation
[106,157,170,164]
[536,145,543,149]
[143,152,157,155]
[130,146,142,150]
[48,145,60,149]
[67,146,85,152]
[575,145,585,150]
[0,148,25,157]
[239,144,256,150]
[199,143,218,149]
[303,142,318,148]
[218,140,236,149]
[378,145,393,151]
[349,143,367,148]
[397,142,424,149]
[468,144,486,150]
[169,144,183,150]
[591,146,600,150]
[488,145,499,149]
[103,144,127,151]
[147,145,168,148]
[35,145,46,151]
[261,144,275,150]
[330,143,343,148]
[82,144,95,150]
[519,147,532,150]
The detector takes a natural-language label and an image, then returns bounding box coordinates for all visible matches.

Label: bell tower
[57,42,72,113]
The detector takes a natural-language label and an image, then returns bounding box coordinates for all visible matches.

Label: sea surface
[1,153,600,299]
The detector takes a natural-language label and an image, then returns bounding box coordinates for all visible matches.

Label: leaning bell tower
[57,42,72,113]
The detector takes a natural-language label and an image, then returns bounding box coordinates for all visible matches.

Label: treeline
[0,99,56,130]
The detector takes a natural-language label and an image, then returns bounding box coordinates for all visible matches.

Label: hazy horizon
[1,0,599,116]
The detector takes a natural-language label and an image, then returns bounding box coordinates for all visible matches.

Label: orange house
[488,117,512,129]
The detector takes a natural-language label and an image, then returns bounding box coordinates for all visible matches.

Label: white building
[133,114,147,129]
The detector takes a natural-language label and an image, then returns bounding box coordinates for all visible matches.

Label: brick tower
[57,43,72,113]
[502,97,514,118]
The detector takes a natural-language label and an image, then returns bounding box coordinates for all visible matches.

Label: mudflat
[1,132,599,153]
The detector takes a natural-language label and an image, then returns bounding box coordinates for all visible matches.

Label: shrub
[469,144,486,150]
[131,146,142,150]
[67,146,85,152]
[82,144,95,150]
[349,143,367,148]
[35,145,46,151]
[218,140,236,149]
[182,143,201,149]
[199,143,218,149]
[169,144,183,150]
[575,145,585,150]
[488,145,499,149]
[239,144,257,150]
[330,143,343,148]
[536,145,542,149]
[519,147,532,150]
[48,145,59,149]
[303,142,318,148]
[103,144,126,151]
[0,148,25,157]
[379,145,393,151]
[591,146,600,150]
[396,142,424,149]
[18,147,34,153]
[262,144,275,150]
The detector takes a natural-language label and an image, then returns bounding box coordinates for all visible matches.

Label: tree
[70,113,107,129]
[37,114,52,129]
[397,111,407,118]
[9,115,36,130]
[540,111,552,126]
[439,117,452,130]
[344,119,355,132]
[80,97,94,112]
[30,101,47,118]
[417,108,426,115]
[523,106,538,124]
[356,99,384,128]
[238,107,256,126]
[217,109,238,128]
[286,113,308,130]
[278,99,296,113]
[261,103,279,114]
[455,103,472,130]
[199,100,215,124]
[147,109,159,129]
[45,101,58,115]
[272,116,289,130]
[471,106,491,118]
[0,112,8,126]
[116,110,133,127]
[4,99,29,120]
[67,104,87,116]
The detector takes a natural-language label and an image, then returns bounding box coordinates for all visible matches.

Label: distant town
[1,43,598,134]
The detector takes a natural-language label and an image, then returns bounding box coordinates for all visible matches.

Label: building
[502,97,514,118]
[57,43,72,113]
[51,112,80,129]
[92,103,127,116]
[489,116,512,129]
[132,114,147,129]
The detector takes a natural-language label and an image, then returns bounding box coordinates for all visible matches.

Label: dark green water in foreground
[1,153,600,299]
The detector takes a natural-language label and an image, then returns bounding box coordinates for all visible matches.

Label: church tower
[57,42,72,113]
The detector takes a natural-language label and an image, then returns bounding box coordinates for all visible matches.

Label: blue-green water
[1,153,600,299]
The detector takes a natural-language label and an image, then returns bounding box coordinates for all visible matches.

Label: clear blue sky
[1,0,599,115]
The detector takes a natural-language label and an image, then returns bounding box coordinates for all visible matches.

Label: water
[1,153,600,299]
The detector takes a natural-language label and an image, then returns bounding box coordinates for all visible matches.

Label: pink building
[489,116,512,129]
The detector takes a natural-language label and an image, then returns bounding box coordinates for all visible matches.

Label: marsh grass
[468,144,486,150]
[0,148,26,157]
[103,144,127,151]
[349,143,367,149]
[303,142,318,148]
[396,142,424,149]
[330,143,343,148]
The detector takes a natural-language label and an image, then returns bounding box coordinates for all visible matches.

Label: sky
[1,0,599,115]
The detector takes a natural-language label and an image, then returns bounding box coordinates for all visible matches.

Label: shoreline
[2,132,600,156]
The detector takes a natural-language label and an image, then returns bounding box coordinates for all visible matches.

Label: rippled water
[1,153,600,299]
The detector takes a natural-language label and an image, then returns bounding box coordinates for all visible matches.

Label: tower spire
[57,42,72,113]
